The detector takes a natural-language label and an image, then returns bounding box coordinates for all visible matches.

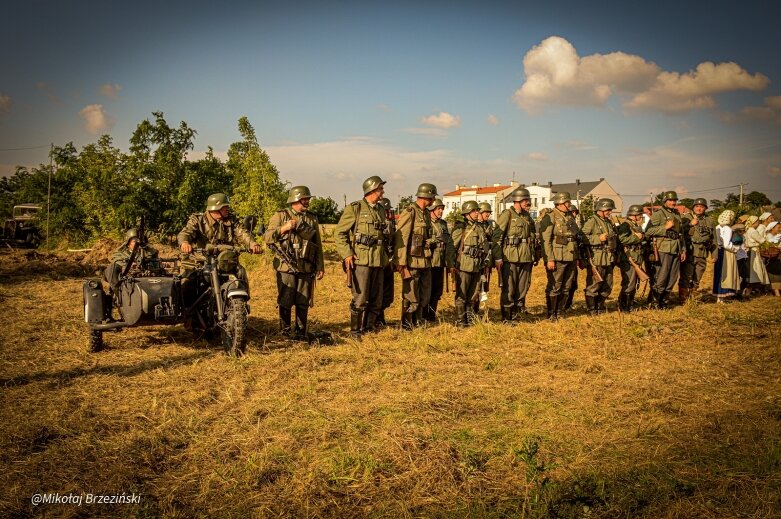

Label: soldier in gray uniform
[264,186,325,340]
[394,183,437,329]
[377,197,396,326]
[562,205,582,313]
[581,198,618,315]
[644,191,685,309]
[539,191,580,320]
[104,229,160,290]
[492,188,536,321]
[334,176,392,337]
[451,201,493,326]
[616,204,646,312]
[678,198,716,302]
[423,198,454,322]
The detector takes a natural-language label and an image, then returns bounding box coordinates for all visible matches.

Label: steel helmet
[416,183,438,199]
[626,204,643,216]
[511,188,531,202]
[461,201,479,214]
[206,193,230,211]
[596,198,616,211]
[693,198,708,208]
[663,191,678,201]
[362,175,386,195]
[552,191,571,205]
[287,185,313,204]
[429,198,445,210]
[124,228,139,246]
[478,202,492,213]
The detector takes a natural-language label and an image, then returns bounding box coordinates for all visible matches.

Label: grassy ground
[0,249,779,518]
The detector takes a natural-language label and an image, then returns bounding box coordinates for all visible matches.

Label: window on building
[533,197,537,206]
[542,197,546,204]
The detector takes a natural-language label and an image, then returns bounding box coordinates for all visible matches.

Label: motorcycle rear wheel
[222,298,248,357]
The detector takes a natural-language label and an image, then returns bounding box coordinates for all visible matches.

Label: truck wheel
[89,330,104,352]
[222,299,248,357]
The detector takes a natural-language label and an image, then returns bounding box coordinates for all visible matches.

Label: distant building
[443,178,623,219]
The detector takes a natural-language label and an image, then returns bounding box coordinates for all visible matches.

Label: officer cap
[627,204,643,216]
[552,191,571,205]
[287,185,313,204]
[511,188,531,202]
[693,198,708,208]
[206,193,230,211]
[461,200,480,215]
[479,202,492,213]
[416,183,438,199]
[429,198,445,210]
[663,191,678,201]
[596,198,616,211]
[362,175,386,195]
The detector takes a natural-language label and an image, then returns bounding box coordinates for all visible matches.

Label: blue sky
[2,0,780,207]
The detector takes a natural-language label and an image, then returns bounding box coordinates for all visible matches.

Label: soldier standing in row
[394,183,437,329]
[377,198,396,327]
[264,186,324,340]
[334,176,391,338]
[679,198,716,302]
[476,202,496,314]
[562,205,582,313]
[644,191,685,309]
[539,192,579,320]
[492,188,536,321]
[423,198,454,322]
[581,198,618,315]
[451,201,492,326]
[616,204,646,312]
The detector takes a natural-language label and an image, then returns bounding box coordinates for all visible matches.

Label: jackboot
[657,291,669,309]
[500,307,511,323]
[585,295,597,316]
[627,292,636,313]
[597,296,607,314]
[349,311,363,339]
[563,290,575,312]
[376,309,387,327]
[293,305,309,341]
[425,301,439,322]
[549,294,560,321]
[678,287,689,304]
[545,294,552,319]
[363,311,378,334]
[279,306,292,336]
[455,303,469,327]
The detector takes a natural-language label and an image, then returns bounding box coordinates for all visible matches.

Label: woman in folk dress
[712,210,739,303]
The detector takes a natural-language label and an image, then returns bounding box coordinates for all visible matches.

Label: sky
[2,0,781,208]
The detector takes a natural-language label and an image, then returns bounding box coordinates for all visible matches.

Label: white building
[443,178,623,219]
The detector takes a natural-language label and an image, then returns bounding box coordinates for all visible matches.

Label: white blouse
[716,224,735,250]
[744,227,765,249]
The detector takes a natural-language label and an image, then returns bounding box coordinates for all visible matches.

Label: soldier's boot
[563,290,575,312]
[500,307,511,323]
[548,294,560,321]
[412,307,423,327]
[376,309,387,327]
[363,311,378,334]
[517,298,528,316]
[454,303,469,327]
[425,302,438,322]
[597,296,608,314]
[279,307,292,336]
[545,294,553,319]
[627,293,636,313]
[349,311,363,339]
[678,287,689,304]
[293,305,309,341]
[585,295,598,316]
[508,307,516,322]
[656,291,668,309]
[646,289,656,308]
[401,301,414,330]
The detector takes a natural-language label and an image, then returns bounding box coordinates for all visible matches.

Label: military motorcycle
[84,239,252,357]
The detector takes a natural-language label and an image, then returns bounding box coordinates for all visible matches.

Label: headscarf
[745,215,758,227]
[717,209,735,227]
[759,212,772,221]
[767,221,781,244]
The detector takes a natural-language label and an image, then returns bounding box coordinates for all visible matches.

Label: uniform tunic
[394,203,434,315]
[492,206,536,309]
[617,219,644,296]
[581,214,617,299]
[451,218,492,311]
[679,213,716,289]
[645,206,684,295]
[429,216,455,314]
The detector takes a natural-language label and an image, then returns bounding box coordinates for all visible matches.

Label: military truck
[2,204,42,248]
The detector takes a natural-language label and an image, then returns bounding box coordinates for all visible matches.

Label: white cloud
[513,36,769,115]
[0,93,10,114]
[401,127,448,138]
[487,114,499,126]
[527,152,548,161]
[99,83,122,99]
[740,94,781,124]
[420,111,461,129]
[79,104,112,134]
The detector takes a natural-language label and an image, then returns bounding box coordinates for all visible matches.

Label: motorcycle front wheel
[222,298,248,357]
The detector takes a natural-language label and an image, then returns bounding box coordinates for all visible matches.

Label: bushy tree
[308,196,342,223]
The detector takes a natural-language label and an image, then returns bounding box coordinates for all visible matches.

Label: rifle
[584,245,605,283]
[310,276,316,307]
[496,264,503,288]
[121,216,147,278]
[626,255,650,282]
[345,263,353,288]
[445,267,449,293]
[268,242,301,274]
[652,238,660,263]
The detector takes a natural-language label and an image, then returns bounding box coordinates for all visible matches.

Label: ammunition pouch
[665,230,680,240]
[354,232,378,247]
[295,239,317,264]
[463,245,485,259]
[555,235,576,246]
[504,236,530,247]
[410,233,426,257]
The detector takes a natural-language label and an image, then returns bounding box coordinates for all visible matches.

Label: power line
[0,144,51,151]
[620,184,744,197]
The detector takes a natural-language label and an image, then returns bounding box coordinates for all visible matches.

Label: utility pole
[739,183,745,206]
[343,194,347,209]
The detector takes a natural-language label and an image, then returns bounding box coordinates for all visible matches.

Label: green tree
[397,195,414,212]
[227,117,287,224]
[308,196,342,224]
[679,198,695,209]
[579,195,596,221]
[744,191,772,208]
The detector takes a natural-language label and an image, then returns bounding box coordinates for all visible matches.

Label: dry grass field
[1,245,780,518]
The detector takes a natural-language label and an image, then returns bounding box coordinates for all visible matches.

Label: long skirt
[748,249,770,284]
[767,254,781,290]
[712,247,738,295]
